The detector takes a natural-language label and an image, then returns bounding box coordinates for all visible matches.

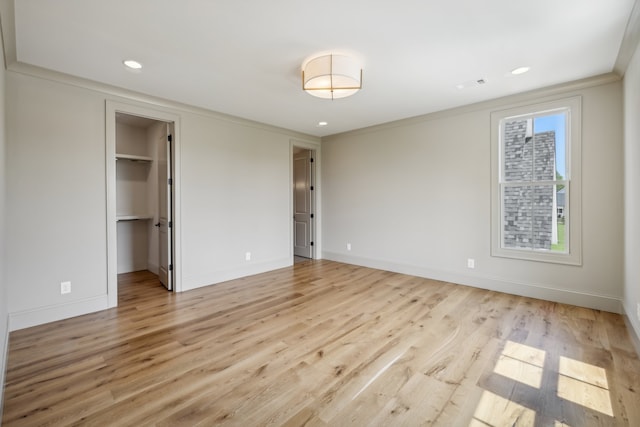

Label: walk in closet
[115,113,164,276]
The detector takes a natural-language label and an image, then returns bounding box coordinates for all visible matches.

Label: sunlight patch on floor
[557,356,613,417]
[475,340,615,425]
[471,390,536,426]
[493,341,546,389]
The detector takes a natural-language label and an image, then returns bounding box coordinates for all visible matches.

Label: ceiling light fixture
[317,121,328,127]
[123,59,143,71]
[302,54,362,100]
[511,66,530,75]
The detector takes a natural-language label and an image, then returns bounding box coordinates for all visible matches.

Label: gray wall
[5,68,318,327]
[624,41,640,345]
[7,72,110,314]
[0,24,8,416]
[322,79,624,312]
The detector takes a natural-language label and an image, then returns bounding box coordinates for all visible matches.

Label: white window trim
[490,96,582,265]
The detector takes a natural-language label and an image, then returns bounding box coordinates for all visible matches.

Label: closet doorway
[106,102,181,308]
[115,113,173,290]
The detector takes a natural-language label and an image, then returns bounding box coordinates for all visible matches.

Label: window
[491,97,581,265]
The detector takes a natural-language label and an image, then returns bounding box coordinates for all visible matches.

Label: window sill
[491,246,582,266]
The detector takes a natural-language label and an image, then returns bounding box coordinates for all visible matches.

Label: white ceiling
[8,0,637,137]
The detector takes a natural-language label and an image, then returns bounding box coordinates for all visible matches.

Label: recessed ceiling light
[511,66,530,75]
[317,121,328,127]
[123,60,143,70]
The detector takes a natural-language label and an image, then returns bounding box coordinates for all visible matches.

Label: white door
[293,149,313,258]
[158,124,173,290]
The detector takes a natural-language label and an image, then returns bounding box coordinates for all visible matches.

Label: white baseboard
[9,295,109,331]
[117,262,150,275]
[8,257,292,330]
[322,252,622,314]
[182,257,292,292]
[147,261,159,275]
[622,305,640,357]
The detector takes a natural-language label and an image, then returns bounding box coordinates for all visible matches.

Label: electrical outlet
[245,252,251,261]
[467,258,475,269]
[60,281,71,294]
[347,243,352,251]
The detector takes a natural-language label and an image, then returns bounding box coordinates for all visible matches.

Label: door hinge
[168,134,173,142]
[310,242,314,246]
[310,213,314,219]
[168,178,173,185]
[169,221,172,228]
[310,186,314,191]
[169,264,173,271]
[310,158,314,163]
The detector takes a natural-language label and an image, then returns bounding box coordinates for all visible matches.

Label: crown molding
[615,0,640,76]
[7,61,319,142]
[323,73,621,141]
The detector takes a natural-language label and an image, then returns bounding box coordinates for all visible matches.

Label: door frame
[290,138,321,261]
[106,100,182,307]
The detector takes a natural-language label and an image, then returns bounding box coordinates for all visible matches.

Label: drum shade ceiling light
[302,54,362,100]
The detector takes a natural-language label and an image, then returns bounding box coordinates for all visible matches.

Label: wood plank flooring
[2,260,639,426]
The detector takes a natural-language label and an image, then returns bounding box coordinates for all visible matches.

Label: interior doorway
[293,147,315,260]
[114,113,174,291]
[106,101,181,308]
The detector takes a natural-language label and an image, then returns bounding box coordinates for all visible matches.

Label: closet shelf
[117,215,154,222]
[116,153,153,162]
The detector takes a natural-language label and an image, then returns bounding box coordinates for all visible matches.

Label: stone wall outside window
[503,119,556,250]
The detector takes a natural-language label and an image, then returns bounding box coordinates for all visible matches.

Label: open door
[157,123,173,290]
[293,148,314,258]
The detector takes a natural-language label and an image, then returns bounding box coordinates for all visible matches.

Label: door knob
[155,222,161,227]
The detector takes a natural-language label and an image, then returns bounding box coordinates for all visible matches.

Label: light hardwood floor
[2,260,639,426]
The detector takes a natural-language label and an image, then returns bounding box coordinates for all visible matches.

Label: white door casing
[106,100,181,307]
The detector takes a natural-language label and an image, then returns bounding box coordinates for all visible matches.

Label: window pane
[503,184,563,251]
[503,185,532,249]
[533,113,566,183]
[533,131,556,181]
[553,186,566,253]
[503,119,532,182]
[532,185,555,250]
